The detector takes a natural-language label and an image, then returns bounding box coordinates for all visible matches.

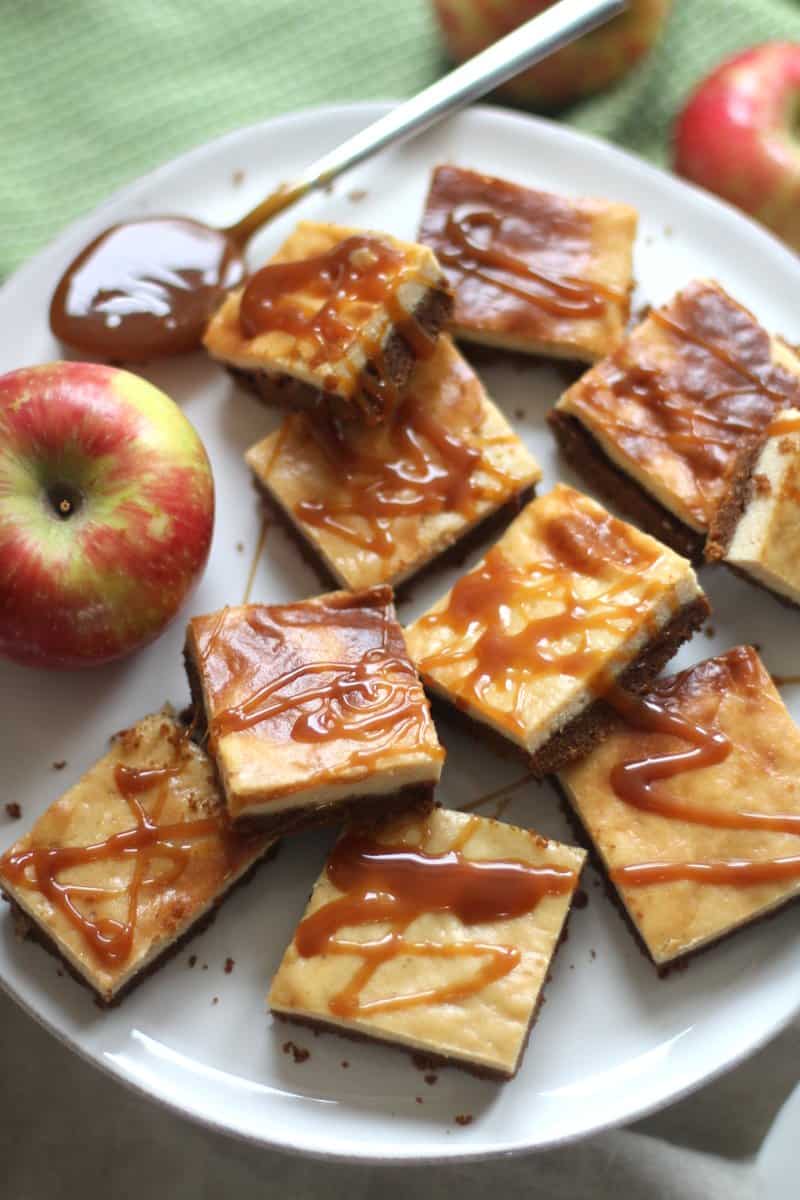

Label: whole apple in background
[0,362,214,668]
[674,43,800,253]
[431,0,671,108]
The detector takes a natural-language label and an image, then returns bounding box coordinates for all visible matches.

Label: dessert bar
[0,711,274,1004]
[557,647,800,966]
[245,335,541,590]
[551,280,800,560]
[185,587,444,833]
[204,221,452,423]
[268,805,585,1078]
[419,164,637,362]
[404,484,708,775]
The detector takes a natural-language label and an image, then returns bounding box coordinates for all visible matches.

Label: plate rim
[1,99,799,1164]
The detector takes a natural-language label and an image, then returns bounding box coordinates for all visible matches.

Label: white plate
[1,102,799,1163]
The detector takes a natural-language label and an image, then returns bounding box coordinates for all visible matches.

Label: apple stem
[46,482,84,521]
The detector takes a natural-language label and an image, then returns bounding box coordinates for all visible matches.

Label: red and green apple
[0,362,214,668]
[674,42,800,253]
[431,0,671,108]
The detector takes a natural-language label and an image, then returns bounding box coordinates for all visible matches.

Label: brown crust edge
[182,638,436,836]
[428,594,710,778]
[1,841,279,1008]
[270,895,579,1082]
[250,471,536,602]
[228,286,453,424]
[548,409,706,564]
[550,776,800,977]
[232,783,436,838]
[705,435,764,561]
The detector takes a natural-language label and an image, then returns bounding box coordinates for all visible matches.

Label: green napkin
[2,0,800,277]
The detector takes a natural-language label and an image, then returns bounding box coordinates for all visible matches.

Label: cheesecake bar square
[707,409,800,609]
[0,711,274,1004]
[557,647,800,966]
[268,806,585,1078]
[185,587,444,833]
[419,164,637,363]
[204,221,452,424]
[404,484,708,776]
[551,280,800,560]
[245,335,541,591]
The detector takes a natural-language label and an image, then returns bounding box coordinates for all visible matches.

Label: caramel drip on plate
[239,235,435,417]
[294,823,576,1016]
[417,499,665,734]
[603,648,800,888]
[293,379,516,559]
[0,754,231,966]
[461,772,534,821]
[438,208,619,319]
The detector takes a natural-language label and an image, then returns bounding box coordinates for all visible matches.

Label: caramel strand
[438,208,620,318]
[293,375,517,559]
[603,648,800,887]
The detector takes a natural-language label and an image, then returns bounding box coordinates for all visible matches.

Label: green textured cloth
[2,0,800,277]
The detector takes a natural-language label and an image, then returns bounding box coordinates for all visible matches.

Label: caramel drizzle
[294,818,576,1016]
[238,235,435,417]
[572,298,798,524]
[766,413,800,437]
[292,381,518,560]
[439,208,620,318]
[650,310,794,404]
[603,649,800,888]
[0,754,235,967]
[201,603,434,761]
[416,500,667,734]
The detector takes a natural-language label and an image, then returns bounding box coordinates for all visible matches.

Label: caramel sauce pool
[50,217,245,361]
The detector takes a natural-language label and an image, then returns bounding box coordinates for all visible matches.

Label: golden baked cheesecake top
[419,164,637,362]
[556,280,800,533]
[186,587,444,824]
[404,483,703,755]
[0,711,273,1003]
[559,646,800,964]
[204,220,450,421]
[707,409,800,606]
[245,335,541,590]
[268,805,585,1077]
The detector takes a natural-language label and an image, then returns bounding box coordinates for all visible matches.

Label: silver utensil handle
[296,0,627,191]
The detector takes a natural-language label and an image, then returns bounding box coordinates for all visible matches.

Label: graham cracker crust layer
[427,594,710,779]
[548,409,705,563]
[229,285,453,424]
